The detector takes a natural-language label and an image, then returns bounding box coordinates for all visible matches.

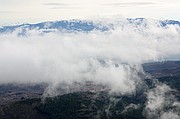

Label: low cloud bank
[0,18,180,118]
[0,18,180,92]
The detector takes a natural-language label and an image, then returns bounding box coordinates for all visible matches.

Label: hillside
[0,61,180,119]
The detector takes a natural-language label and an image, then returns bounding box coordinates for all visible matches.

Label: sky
[0,0,180,25]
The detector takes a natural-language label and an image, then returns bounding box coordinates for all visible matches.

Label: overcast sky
[0,0,180,25]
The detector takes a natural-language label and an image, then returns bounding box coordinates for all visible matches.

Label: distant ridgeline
[0,18,180,35]
[0,20,110,35]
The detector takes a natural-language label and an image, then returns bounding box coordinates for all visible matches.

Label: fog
[0,18,180,118]
[0,19,180,91]
[145,83,180,119]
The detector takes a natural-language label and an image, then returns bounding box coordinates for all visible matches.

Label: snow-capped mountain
[0,18,179,35]
[0,19,109,34]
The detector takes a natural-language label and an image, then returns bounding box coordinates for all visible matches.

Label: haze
[0,0,180,25]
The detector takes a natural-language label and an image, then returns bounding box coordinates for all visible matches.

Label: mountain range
[0,18,180,35]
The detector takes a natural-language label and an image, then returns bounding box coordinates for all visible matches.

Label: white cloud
[145,83,180,119]
[160,112,180,119]
[0,18,180,96]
